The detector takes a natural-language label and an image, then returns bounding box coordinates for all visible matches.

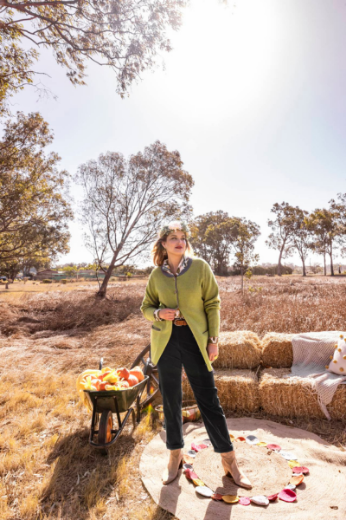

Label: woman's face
[162,229,187,257]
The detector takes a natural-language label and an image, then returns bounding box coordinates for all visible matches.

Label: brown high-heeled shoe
[162,448,184,485]
[220,450,252,489]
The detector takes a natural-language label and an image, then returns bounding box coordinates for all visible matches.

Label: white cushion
[326,333,346,374]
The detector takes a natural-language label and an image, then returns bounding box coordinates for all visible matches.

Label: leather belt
[173,317,187,326]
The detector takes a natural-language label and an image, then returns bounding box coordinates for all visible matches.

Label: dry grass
[1,274,346,519]
[0,370,163,520]
[218,274,346,335]
[213,331,262,369]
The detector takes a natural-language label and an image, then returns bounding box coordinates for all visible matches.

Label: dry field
[1,275,346,520]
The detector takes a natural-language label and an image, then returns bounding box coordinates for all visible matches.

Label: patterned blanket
[284,331,346,420]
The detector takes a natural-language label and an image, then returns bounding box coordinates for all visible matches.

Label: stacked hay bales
[182,369,260,413]
[259,368,346,420]
[182,331,261,413]
[212,331,262,369]
[261,332,295,368]
[173,330,346,420]
[259,368,326,419]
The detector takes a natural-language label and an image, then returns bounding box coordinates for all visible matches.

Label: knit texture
[287,330,346,420]
[140,257,220,371]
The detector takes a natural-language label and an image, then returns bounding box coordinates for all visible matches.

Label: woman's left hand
[207,343,218,362]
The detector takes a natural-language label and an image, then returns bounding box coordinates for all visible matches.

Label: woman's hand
[207,343,218,362]
[157,308,178,321]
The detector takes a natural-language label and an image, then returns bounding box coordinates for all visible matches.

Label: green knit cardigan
[140,257,220,371]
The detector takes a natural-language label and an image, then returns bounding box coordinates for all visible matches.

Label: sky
[8,0,346,268]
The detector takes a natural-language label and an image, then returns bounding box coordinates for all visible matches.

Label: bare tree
[76,140,194,297]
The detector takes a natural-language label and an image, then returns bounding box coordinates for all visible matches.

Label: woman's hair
[151,230,195,267]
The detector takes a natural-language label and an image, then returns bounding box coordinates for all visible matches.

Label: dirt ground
[0,275,346,520]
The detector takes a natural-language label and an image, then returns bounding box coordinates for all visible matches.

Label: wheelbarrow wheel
[98,410,113,454]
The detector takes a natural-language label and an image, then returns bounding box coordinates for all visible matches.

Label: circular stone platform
[139,417,346,520]
[193,441,291,497]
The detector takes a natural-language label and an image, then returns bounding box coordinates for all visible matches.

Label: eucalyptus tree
[309,207,342,276]
[289,207,315,277]
[265,202,297,276]
[231,217,260,293]
[76,140,194,298]
[0,111,72,265]
[0,0,186,116]
[189,211,238,275]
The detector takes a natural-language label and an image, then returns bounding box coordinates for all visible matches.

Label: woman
[140,220,251,489]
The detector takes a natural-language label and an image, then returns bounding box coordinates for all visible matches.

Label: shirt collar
[162,255,189,276]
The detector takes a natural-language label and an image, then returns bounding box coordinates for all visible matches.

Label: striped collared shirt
[154,255,188,321]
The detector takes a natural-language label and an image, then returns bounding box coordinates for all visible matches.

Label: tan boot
[221,450,252,490]
[162,448,184,485]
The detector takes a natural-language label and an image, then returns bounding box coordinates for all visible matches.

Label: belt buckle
[174,318,187,326]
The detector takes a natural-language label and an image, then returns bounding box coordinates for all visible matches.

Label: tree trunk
[323,252,326,276]
[277,245,284,276]
[97,254,118,297]
[302,257,306,277]
[330,250,334,276]
[240,266,244,295]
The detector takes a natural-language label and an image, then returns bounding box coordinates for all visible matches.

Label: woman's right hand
[158,308,177,321]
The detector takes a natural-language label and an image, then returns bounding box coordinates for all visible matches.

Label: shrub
[41,279,53,284]
[60,279,68,284]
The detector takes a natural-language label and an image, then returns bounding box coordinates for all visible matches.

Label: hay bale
[261,332,295,368]
[259,368,346,420]
[212,331,262,369]
[326,384,346,421]
[182,368,260,413]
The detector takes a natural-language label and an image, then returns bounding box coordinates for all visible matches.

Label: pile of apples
[79,365,145,392]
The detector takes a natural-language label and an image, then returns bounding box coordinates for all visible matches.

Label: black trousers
[156,323,234,453]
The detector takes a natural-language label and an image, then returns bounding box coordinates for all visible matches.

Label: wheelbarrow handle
[99,357,103,371]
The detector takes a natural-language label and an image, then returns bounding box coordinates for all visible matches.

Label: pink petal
[292,466,309,475]
[278,489,297,502]
[239,497,251,505]
[267,443,282,451]
[183,468,199,480]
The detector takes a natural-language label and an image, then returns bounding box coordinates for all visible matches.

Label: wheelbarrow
[84,358,150,454]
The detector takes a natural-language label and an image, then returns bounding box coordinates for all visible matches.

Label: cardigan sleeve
[140,272,160,323]
[202,261,221,337]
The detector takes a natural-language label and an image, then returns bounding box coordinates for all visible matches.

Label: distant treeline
[230,265,293,276]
